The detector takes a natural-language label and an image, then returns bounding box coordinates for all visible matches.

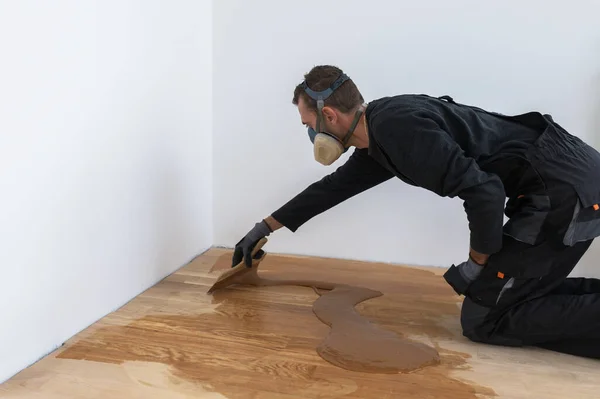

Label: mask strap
[341,103,367,146]
[302,73,349,100]
[301,73,350,133]
[316,99,324,133]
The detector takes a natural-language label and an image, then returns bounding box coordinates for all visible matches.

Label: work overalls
[456,113,600,358]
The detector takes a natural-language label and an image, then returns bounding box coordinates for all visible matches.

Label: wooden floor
[1,248,600,398]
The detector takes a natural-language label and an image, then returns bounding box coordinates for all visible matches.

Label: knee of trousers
[460,297,491,342]
[460,297,525,347]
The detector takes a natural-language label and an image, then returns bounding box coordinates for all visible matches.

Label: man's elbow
[461,176,506,212]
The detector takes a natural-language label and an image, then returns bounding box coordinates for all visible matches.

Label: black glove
[443,256,484,296]
[232,220,272,267]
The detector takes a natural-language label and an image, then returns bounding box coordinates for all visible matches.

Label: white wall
[213,1,600,275]
[0,0,212,383]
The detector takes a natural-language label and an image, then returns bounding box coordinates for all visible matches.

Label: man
[232,65,600,358]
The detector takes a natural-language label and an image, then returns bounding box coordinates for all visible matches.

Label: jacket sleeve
[271,148,394,232]
[375,110,506,255]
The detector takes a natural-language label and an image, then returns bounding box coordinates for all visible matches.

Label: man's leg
[535,338,600,358]
[499,256,600,358]
[548,276,600,295]
[499,291,600,358]
[460,235,600,357]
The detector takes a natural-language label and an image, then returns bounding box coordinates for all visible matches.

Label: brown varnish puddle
[58,252,497,399]
[218,256,441,374]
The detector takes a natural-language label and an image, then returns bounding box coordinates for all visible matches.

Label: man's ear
[321,106,337,123]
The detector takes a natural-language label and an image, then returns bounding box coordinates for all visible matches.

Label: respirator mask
[301,73,366,166]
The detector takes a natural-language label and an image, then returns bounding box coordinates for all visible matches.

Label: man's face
[297,96,342,139]
[297,96,318,131]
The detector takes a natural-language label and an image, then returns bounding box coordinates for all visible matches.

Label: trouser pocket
[465,234,555,308]
[563,183,600,245]
[503,193,551,245]
[465,263,514,308]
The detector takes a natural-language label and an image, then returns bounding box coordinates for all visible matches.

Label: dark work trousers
[460,125,600,358]
[461,236,599,358]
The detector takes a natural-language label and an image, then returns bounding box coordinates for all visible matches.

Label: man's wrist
[264,216,283,232]
[469,248,489,265]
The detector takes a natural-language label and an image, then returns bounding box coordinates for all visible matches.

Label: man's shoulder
[366,94,439,137]
[368,93,429,109]
[366,94,440,121]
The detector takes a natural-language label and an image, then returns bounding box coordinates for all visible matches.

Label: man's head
[293,65,364,135]
[293,65,366,165]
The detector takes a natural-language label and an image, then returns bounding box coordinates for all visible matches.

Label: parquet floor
[1,248,599,398]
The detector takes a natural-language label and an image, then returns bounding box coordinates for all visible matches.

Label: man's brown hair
[292,65,364,114]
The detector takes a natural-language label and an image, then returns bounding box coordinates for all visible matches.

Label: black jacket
[271,94,585,255]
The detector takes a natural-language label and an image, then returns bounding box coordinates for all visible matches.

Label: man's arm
[269,148,394,232]
[231,148,393,267]
[375,110,506,258]
[263,215,283,231]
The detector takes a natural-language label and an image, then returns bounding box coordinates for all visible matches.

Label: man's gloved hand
[443,256,485,296]
[232,220,272,267]
[458,256,485,283]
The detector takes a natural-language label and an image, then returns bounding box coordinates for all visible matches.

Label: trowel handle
[251,237,268,263]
